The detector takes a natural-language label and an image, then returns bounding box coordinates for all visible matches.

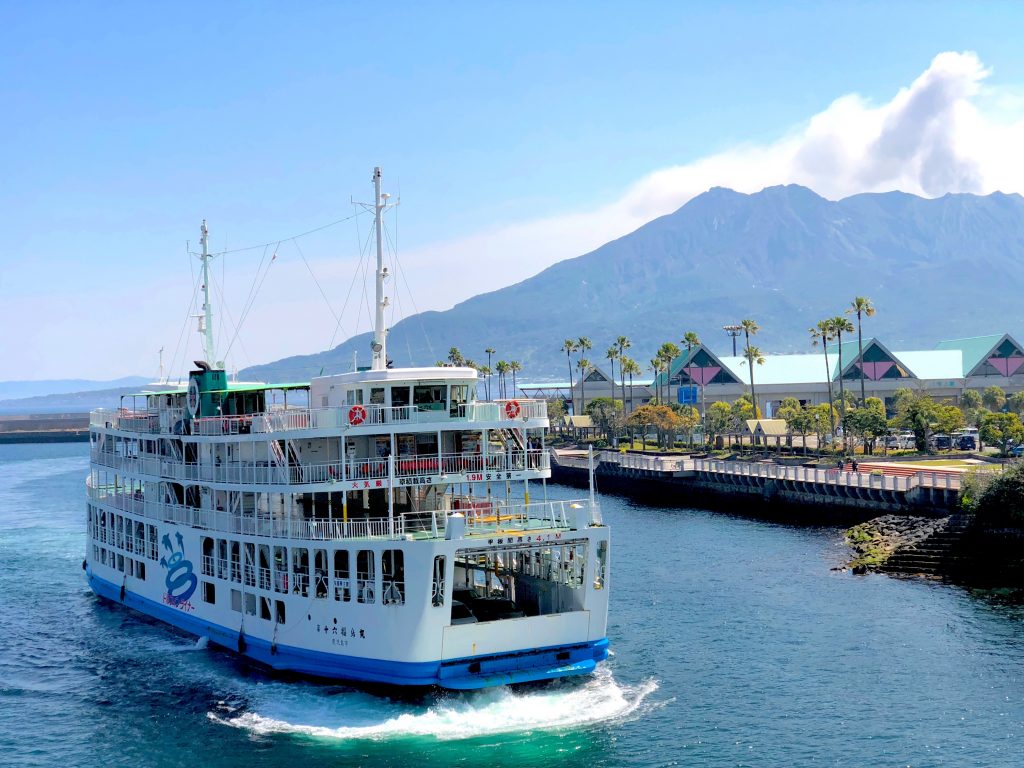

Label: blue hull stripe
[87,570,609,689]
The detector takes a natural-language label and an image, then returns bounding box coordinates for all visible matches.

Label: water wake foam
[211,667,657,742]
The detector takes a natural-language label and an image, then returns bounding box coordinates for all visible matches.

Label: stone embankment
[844,515,966,575]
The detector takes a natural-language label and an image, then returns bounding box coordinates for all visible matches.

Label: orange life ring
[348,405,367,426]
[504,400,521,419]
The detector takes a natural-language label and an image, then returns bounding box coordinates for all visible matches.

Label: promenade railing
[553,449,962,492]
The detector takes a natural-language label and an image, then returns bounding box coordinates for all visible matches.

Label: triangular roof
[836,337,917,381]
[936,333,1024,377]
[656,344,743,387]
[744,418,788,436]
[564,415,594,428]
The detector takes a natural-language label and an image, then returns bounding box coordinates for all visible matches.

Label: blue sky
[3,2,1024,380]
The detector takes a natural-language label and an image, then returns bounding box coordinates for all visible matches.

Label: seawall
[551,450,959,525]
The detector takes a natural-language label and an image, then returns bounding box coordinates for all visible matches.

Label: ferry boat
[84,168,610,688]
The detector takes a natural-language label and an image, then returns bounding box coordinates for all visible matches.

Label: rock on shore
[844,515,949,571]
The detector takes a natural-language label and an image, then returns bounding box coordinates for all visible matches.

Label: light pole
[723,325,742,357]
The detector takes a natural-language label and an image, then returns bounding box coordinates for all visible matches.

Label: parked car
[1010,445,1024,458]
[885,432,915,450]
[954,435,977,451]
[930,434,952,451]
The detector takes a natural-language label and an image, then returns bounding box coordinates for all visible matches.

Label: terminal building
[522,333,1024,417]
[654,333,1024,416]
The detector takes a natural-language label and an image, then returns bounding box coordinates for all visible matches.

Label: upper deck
[90,365,548,438]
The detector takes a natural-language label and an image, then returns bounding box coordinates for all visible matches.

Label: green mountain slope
[242,185,1024,382]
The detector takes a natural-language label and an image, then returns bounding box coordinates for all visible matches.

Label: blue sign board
[677,386,698,405]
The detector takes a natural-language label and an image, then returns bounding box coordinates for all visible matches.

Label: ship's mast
[199,219,219,367]
[371,167,388,371]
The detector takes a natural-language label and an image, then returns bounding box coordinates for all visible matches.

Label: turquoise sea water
[2,442,1023,767]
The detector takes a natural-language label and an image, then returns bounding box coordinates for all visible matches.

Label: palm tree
[682,330,703,424]
[740,319,761,416]
[508,360,522,397]
[484,347,496,400]
[742,345,766,422]
[650,358,663,403]
[478,364,492,400]
[831,315,855,447]
[810,321,836,437]
[847,296,876,404]
[576,337,592,414]
[605,345,619,406]
[495,360,510,399]
[577,358,593,413]
[447,347,464,366]
[657,342,681,404]
[615,335,632,411]
[561,339,578,413]
[621,357,641,416]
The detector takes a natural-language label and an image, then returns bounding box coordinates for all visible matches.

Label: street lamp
[723,325,743,357]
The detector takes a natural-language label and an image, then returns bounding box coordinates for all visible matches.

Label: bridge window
[414,385,446,412]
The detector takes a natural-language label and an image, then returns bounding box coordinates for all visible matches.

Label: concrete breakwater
[0,413,90,443]
[551,449,960,523]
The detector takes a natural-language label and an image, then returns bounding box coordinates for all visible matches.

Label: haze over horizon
[4,5,1024,381]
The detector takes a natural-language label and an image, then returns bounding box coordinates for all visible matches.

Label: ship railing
[87,485,406,541]
[92,398,550,437]
[94,449,550,486]
[400,498,596,539]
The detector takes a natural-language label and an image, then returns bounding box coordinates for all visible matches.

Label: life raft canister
[504,400,521,419]
[348,405,367,426]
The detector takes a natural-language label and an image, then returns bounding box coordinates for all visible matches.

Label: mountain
[0,385,168,414]
[242,185,1024,382]
[0,376,150,401]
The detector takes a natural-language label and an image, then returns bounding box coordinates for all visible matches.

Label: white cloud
[386,51,1024,319]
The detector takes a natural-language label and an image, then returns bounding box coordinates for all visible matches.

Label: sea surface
[2,442,1023,767]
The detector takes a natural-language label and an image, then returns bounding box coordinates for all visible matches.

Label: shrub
[960,463,1024,526]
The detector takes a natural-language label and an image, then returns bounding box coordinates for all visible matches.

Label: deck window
[202,581,215,604]
[382,550,405,605]
[230,541,241,583]
[230,589,241,612]
[273,546,289,593]
[313,549,328,599]
[244,543,256,587]
[432,556,446,607]
[217,539,228,580]
[356,550,375,604]
[292,548,309,596]
[275,600,286,625]
[201,537,214,576]
[245,593,257,616]
[595,541,608,589]
[260,596,272,621]
[333,550,351,602]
